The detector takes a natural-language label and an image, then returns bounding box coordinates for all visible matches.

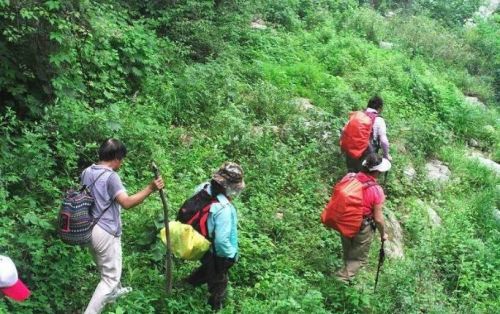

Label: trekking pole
[374,240,385,292]
[151,161,173,294]
[383,170,389,186]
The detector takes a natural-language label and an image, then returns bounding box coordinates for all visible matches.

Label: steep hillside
[1,1,498,313]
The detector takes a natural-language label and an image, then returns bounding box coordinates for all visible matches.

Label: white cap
[0,255,18,288]
[0,255,31,301]
[363,158,391,172]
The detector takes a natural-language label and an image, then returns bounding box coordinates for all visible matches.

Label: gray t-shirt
[81,164,126,237]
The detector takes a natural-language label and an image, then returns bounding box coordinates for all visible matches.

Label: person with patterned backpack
[340,96,392,172]
[321,153,390,282]
[183,162,245,311]
[82,139,164,314]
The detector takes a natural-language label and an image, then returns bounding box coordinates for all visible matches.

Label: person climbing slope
[321,153,390,282]
[183,162,245,311]
[83,138,164,314]
[340,96,392,172]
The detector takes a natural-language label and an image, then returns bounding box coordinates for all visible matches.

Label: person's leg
[84,225,122,314]
[207,256,234,311]
[185,252,211,287]
[336,235,353,282]
[343,226,374,279]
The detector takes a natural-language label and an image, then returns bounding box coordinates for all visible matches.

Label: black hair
[361,153,382,173]
[367,95,384,110]
[98,138,127,161]
[210,179,226,196]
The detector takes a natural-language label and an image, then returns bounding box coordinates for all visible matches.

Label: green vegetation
[1,0,498,313]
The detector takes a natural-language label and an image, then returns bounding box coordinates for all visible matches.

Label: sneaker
[106,286,133,303]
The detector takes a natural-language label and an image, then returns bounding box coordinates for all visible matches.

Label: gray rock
[293,97,315,112]
[426,160,451,182]
[379,41,394,50]
[269,125,281,135]
[403,166,416,180]
[179,133,193,146]
[251,126,264,137]
[251,19,267,30]
[494,208,500,223]
[470,152,500,175]
[468,139,480,148]
[415,200,441,227]
[385,11,396,18]
[465,96,486,110]
[385,210,404,259]
[477,0,500,19]
[276,212,284,220]
[426,206,442,227]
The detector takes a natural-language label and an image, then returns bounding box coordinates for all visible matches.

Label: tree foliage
[0,0,498,313]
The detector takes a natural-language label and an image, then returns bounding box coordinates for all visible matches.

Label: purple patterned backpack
[58,170,111,245]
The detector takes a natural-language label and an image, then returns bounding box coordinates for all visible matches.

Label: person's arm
[116,177,164,209]
[373,203,388,241]
[376,118,391,160]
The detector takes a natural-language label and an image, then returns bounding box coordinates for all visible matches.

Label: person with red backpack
[340,96,392,172]
[183,162,245,311]
[321,153,390,283]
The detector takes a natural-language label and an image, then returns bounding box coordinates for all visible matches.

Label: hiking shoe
[107,286,133,303]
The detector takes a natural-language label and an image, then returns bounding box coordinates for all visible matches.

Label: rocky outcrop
[426,206,442,227]
[251,18,267,30]
[470,151,500,175]
[426,160,451,182]
[465,96,486,110]
[404,165,417,181]
[293,97,315,112]
[379,41,394,50]
[385,210,404,259]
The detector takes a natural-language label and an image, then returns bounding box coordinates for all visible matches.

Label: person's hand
[381,233,389,241]
[150,177,164,191]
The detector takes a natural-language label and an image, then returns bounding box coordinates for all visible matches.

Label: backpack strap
[364,110,378,123]
[80,169,109,192]
[83,169,114,228]
[355,173,379,189]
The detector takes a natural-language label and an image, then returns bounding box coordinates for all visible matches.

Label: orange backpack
[321,173,376,238]
[340,111,377,159]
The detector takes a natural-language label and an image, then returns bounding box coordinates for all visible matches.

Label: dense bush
[1,0,498,313]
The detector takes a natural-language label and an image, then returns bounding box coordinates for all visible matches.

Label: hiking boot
[106,286,133,303]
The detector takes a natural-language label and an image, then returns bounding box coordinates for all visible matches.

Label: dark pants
[186,251,235,311]
[345,144,379,173]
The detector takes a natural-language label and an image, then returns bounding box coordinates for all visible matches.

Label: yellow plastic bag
[160,221,211,260]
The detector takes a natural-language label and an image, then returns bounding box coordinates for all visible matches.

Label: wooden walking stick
[151,161,173,294]
[374,240,385,292]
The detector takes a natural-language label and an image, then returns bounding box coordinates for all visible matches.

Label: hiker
[340,96,392,172]
[0,255,31,302]
[83,138,164,314]
[184,162,245,311]
[336,153,390,282]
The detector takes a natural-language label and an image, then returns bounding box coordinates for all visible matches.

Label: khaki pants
[84,224,122,314]
[337,225,374,282]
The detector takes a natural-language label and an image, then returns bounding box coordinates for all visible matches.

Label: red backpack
[321,173,377,238]
[340,111,377,158]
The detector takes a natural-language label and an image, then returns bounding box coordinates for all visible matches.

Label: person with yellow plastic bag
[160,162,245,311]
